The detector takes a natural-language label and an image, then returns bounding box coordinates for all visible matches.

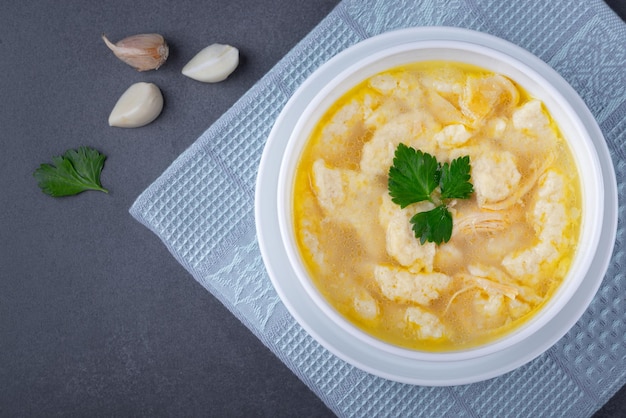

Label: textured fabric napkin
[130,0,626,416]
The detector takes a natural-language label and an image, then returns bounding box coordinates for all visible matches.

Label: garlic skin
[102,33,169,71]
[182,44,239,83]
[108,82,163,128]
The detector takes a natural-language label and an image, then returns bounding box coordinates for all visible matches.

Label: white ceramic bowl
[256,27,617,384]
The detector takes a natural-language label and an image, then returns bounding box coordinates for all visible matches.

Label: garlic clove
[108,82,163,128]
[182,43,239,83]
[102,33,169,71]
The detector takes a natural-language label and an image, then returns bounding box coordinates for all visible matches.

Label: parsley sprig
[33,146,109,197]
[388,143,473,244]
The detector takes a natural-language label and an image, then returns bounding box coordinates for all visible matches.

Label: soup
[292,61,581,351]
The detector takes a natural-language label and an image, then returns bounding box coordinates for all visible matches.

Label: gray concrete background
[0,1,624,416]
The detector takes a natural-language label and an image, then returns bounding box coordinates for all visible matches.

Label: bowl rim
[255,26,618,384]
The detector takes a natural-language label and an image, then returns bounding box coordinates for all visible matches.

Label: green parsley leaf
[388,143,440,208]
[440,155,474,199]
[387,143,473,245]
[33,146,109,197]
[410,205,453,244]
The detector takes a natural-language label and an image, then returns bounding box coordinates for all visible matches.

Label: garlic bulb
[102,33,169,71]
[182,43,239,83]
[108,82,163,128]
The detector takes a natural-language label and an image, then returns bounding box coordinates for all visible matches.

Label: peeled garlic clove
[102,33,169,71]
[182,43,239,83]
[109,82,163,128]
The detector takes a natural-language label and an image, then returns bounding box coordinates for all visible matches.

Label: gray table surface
[1,1,624,416]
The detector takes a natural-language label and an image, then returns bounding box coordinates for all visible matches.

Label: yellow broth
[292,61,581,351]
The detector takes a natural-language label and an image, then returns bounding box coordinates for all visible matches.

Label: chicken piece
[352,289,380,321]
[467,263,511,284]
[374,264,451,305]
[452,209,509,237]
[445,266,518,319]
[502,170,569,279]
[450,284,528,332]
[481,154,553,211]
[463,273,518,300]
[433,124,472,149]
[467,264,542,304]
[448,265,521,330]
[460,74,519,124]
[405,306,446,339]
[427,91,465,125]
[473,286,534,326]
[379,193,436,273]
[472,150,521,207]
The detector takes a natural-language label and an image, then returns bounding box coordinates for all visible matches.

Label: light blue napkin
[130,0,626,416]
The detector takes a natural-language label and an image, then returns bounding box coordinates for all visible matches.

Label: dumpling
[374,264,451,306]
